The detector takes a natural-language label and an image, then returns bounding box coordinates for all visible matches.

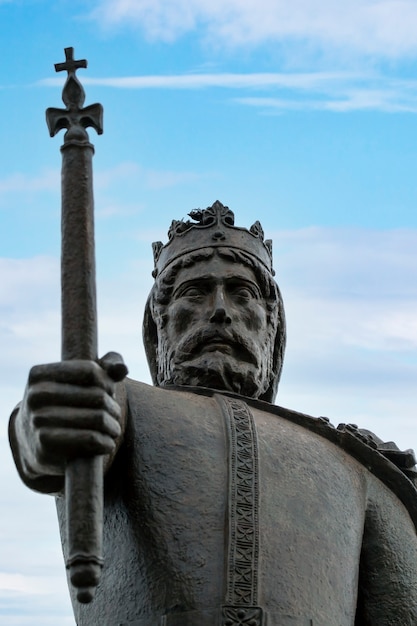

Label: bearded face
[153,255,277,399]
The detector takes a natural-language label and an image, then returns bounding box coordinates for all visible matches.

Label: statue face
[157,255,274,397]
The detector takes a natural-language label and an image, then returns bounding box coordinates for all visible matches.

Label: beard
[157,326,272,399]
[168,353,264,397]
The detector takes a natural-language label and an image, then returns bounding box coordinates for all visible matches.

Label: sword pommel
[46,47,103,142]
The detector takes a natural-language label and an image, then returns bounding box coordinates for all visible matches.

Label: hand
[15,353,126,477]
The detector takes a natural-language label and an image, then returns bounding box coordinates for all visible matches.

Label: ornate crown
[152,200,274,277]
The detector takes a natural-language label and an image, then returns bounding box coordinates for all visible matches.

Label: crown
[152,200,274,278]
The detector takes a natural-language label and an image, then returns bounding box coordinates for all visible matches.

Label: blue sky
[1,0,417,623]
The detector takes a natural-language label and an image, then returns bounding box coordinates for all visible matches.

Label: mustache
[173,327,259,367]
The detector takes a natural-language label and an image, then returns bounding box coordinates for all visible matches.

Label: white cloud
[0,163,194,197]
[0,257,59,306]
[41,71,358,90]
[94,161,202,190]
[89,0,417,59]
[0,163,200,217]
[96,202,143,218]
[0,169,59,196]
[2,618,74,626]
[40,72,417,114]
[272,227,417,445]
[238,89,417,113]
[0,572,58,595]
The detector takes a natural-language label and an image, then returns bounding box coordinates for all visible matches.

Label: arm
[9,356,126,495]
[355,479,417,625]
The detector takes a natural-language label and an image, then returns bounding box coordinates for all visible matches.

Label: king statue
[8,200,417,626]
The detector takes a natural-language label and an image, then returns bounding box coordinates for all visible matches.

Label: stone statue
[9,201,417,625]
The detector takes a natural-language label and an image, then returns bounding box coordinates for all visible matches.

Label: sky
[1,0,417,623]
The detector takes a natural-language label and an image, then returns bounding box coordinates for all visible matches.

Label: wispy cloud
[0,163,200,211]
[0,169,59,195]
[237,91,417,114]
[39,72,417,113]
[40,71,358,90]
[89,0,417,59]
[0,572,57,595]
[269,226,417,445]
[94,161,202,190]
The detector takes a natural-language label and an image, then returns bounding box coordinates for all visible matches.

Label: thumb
[99,352,128,382]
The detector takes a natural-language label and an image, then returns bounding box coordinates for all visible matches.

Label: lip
[204,342,234,354]
[205,334,234,347]
[193,334,257,365]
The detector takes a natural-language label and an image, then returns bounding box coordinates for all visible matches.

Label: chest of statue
[66,380,375,626]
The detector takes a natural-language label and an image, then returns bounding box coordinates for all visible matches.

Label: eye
[177,285,206,299]
[231,285,257,300]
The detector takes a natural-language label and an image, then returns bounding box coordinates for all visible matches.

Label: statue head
[143,201,286,402]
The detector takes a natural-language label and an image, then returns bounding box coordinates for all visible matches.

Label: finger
[28,361,115,394]
[37,428,116,460]
[99,352,128,383]
[27,382,121,416]
[33,406,122,439]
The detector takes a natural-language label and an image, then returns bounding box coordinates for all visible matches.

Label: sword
[46,47,127,603]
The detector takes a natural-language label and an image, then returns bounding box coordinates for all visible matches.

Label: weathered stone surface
[9,195,417,624]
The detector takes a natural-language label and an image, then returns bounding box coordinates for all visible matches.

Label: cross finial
[46,47,103,143]
[55,47,87,76]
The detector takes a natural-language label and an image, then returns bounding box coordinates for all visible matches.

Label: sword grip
[65,456,104,603]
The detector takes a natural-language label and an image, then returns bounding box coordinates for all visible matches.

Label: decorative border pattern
[221,397,260,608]
[221,605,263,626]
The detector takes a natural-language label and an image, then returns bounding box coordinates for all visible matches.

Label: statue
[8,50,417,626]
[9,200,417,625]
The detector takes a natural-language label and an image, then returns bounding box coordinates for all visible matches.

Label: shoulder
[121,379,221,424]
[247,395,417,530]
[122,378,189,410]
[119,381,417,530]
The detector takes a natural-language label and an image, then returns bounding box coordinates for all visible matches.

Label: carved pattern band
[122,611,313,625]
[221,397,260,609]
[221,605,263,625]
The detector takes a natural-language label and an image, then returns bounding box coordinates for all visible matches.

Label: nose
[209,286,231,325]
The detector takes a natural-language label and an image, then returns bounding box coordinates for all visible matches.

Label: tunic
[10,379,417,625]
